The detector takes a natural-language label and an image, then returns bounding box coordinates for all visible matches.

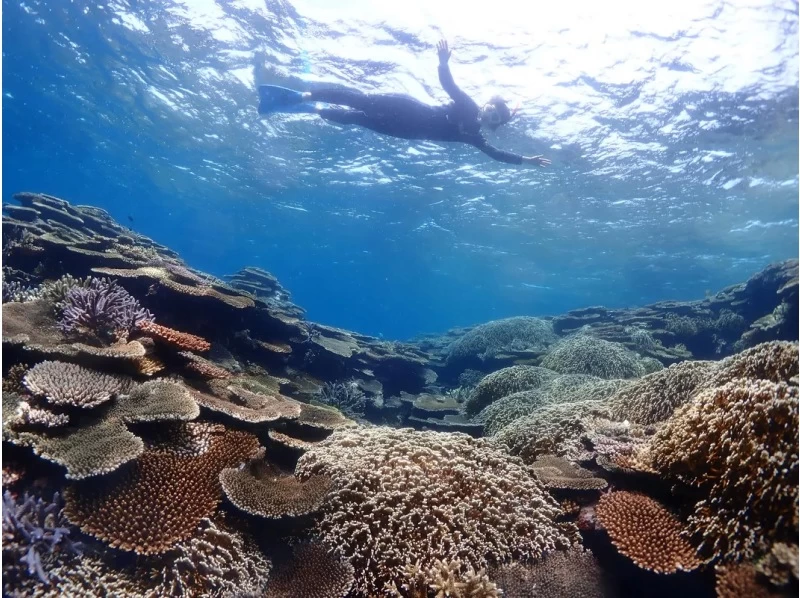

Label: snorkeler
[258,40,551,167]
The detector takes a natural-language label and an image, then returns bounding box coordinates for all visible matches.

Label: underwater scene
[1,1,799,597]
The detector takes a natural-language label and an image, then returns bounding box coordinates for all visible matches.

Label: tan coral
[608,359,717,424]
[190,385,301,424]
[264,541,354,598]
[136,321,211,352]
[220,459,332,518]
[23,361,132,408]
[531,455,608,491]
[64,423,261,554]
[296,426,576,596]
[595,491,701,574]
[646,378,798,561]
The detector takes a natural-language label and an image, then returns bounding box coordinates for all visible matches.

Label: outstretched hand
[436,39,451,65]
[522,155,551,167]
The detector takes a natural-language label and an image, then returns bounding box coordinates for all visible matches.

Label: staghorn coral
[18,556,144,598]
[646,378,798,562]
[9,379,199,479]
[2,491,83,591]
[220,459,332,518]
[57,277,154,337]
[608,359,716,425]
[465,365,558,417]
[490,549,612,598]
[446,316,557,366]
[595,491,701,574]
[144,518,271,598]
[23,361,132,409]
[531,455,607,491]
[136,321,211,352]
[540,335,645,379]
[296,426,576,596]
[64,422,261,554]
[264,540,355,598]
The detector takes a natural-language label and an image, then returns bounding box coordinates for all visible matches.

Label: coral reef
[296,426,576,595]
[465,365,557,416]
[264,541,355,598]
[220,459,332,518]
[595,491,701,574]
[23,360,131,408]
[144,518,271,598]
[445,316,557,368]
[316,379,367,417]
[531,455,607,491]
[64,423,261,554]
[57,277,154,337]
[646,378,798,561]
[540,335,645,379]
[490,549,613,598]
[2,491,82,591]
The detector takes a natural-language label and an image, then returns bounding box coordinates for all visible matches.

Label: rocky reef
[2,192,797,598]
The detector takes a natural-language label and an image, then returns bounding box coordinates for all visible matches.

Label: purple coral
[57,277,154,336]
[2,490,83,584]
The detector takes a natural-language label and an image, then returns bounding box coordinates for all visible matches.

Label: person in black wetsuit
[268,40,551,167]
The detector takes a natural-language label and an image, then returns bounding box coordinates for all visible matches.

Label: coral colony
[2,192,798,597]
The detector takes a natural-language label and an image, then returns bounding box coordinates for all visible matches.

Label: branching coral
[57,277,153,337]
[264,541,355,598]
[540,335,645,379]
[2,491,83,590]
[646,378,798,562]
[316,380,367,418]
[296,426,576,596]
[446,317,557,366]
[465,365,557,417]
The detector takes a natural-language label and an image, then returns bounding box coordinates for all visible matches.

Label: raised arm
[436,40,477,109]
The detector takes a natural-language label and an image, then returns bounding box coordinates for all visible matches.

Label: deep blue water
[3,0,798,339]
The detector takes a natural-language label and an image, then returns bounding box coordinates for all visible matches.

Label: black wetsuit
[309,64,523,165]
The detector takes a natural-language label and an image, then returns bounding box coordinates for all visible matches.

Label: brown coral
[264,541,355,598]
[64,423,261,554]
[715,563,772,598]
[646,379,798,561]
[490,549,611,598]
[23,361,131,409]
[296,426,576,596]
[178,351,231,379]
[136,321,211,352]
[220,459,332,518]
[531,455,607,491]
[594,491,701,574]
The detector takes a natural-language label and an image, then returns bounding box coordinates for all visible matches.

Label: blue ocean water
[3,0,798,339]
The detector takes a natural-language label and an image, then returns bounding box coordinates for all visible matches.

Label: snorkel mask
[482,99,521,127]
